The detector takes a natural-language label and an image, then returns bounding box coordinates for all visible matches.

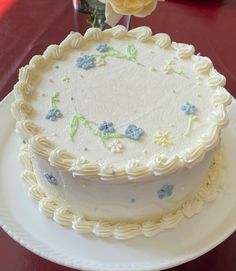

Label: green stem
[92,47,144,67]
[184,115,198,137]
[92,11,97,28]
[50,92,60,109]
[173,69,189,79]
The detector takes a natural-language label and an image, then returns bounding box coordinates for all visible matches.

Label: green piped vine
[76,44,190,82]
[69,113,125,144]
[69,112,145,153]
[76,43,144,70]
[93,44,144,66]
[172,69,189,79]
[51,92,60,109]
[163,59,189,79]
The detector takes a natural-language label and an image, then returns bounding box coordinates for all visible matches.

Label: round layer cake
[11,26,231,236]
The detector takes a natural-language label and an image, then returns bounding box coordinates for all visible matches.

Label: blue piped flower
[181,102,198,115]
[44,173,58,185]
[98,121,115,133]
[157,184,174,199]
[96,44,109,53]
[125,124,144,140]
[76,55,96,70]
[45,108,63,121]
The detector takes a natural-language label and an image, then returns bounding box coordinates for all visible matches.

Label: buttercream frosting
[11,27,231,181]
[11,26,231,239]
[19,144,225,239]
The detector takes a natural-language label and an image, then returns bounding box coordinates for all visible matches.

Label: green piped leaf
[51,92,60,109]
[70,114,80,139]
[126,44,137,59]
[96,131,125,140]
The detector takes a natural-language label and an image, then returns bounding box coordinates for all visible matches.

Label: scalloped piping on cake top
[12,25,232,181]
[19,144,225,240]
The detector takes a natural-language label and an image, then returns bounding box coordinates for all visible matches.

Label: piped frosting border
[11,25,232,181]
[20,144,225,240]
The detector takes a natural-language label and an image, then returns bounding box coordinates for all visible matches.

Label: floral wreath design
[44,43,201,154]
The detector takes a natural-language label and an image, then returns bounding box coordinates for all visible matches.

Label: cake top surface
[11,26,231,180]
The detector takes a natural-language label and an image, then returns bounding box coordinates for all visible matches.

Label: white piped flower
[108,140,123,153]
[70,156,88,171]
[165,59,175,65]
[127,159,142,168]
[161,64,173,74]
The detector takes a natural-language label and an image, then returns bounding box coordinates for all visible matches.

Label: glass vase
[72,0,131,33]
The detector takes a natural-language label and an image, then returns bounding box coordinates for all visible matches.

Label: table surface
[0,0,235,270]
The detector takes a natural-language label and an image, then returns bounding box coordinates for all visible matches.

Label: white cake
[11,26,231,239]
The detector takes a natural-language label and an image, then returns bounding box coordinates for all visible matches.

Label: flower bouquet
[75,0,159,29]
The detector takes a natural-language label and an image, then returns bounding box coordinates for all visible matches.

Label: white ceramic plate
[0,93,236,271]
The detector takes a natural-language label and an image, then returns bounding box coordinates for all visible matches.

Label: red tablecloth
[0,0,235,270]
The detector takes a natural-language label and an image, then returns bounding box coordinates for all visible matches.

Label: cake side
[19,144,225,239]
[29,145,216,222]
[11,26,232,181]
